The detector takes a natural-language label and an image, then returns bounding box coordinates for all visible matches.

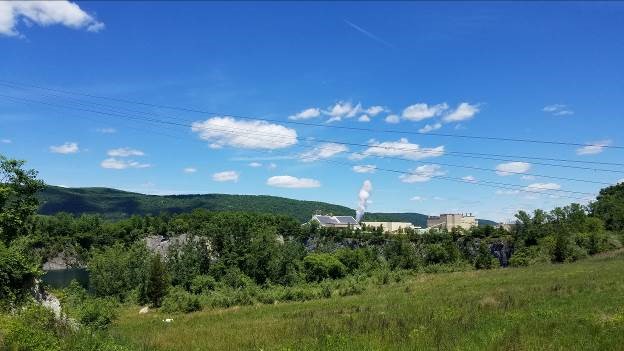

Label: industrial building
[426,213,477,230]
[310,215,360,229]
[361,221,417,233]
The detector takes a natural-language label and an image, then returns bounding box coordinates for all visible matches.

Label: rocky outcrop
[42,252,85,271]
[144,233,214,260]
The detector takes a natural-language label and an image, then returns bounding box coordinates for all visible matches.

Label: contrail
[344,19,394,49]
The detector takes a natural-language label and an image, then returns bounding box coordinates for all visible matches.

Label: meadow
[112,249,624,351]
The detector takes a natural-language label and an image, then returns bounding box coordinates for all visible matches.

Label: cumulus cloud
[358,115,370,122]
[248,162,262,168]
[402,103,448,122]
[352,165,376,173]
[384,114,400,124]
[212,171,239,182]
[266,175,320,188]
[399,164,446,183]
[191,117,297,150]
[0,1,104,37]
[462,175,477,183]
[543,104,573,116]
[495,162,531,176]
[183,167,197,173]
[419,123,442,133]
[107,147,144,157]
[324,101,362,123]
[288,107,321,120]
[300,143,348,162]
[525,182,561,192]
[49,142,79,154]
[1,138,11,144]
[357,138,444,161]
[101,158,150,170]
[442,102,480,123]
[576,140,611,155]
[365,106,386,116]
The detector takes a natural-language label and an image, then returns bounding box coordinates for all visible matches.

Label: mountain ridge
[37,186,497,227]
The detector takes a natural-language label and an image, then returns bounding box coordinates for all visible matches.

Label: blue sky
[1,1,623,221]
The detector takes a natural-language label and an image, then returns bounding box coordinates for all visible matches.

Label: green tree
[145,255,169,307]
[591,183,624,231]
[303,253,346,282]
[0,155,44,244]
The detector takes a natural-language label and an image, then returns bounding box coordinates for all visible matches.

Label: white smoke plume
[355,180,372,222]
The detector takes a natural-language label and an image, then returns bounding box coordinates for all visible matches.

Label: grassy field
[112,250,624,351]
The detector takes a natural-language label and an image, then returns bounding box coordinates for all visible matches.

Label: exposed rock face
[143,233,214,259]
[42,252,85,271]
[490,240,513,267]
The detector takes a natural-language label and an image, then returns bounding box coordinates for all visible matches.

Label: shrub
[0,242,39,307]
[145,255,169,307]
[75,297,118,330]
[338,278,365,297]
[190,275,217,294]
[303,253,346,282]
[221,268,255,289]
[161,287,201,313]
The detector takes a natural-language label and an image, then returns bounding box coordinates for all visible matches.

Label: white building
[310,215,360,229]
[361,221,416,233]
[427,213,477,230]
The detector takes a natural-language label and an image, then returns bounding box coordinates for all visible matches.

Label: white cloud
[300,143,348,162]
[96,127,116,134]
[325,101,361,121]
[49,142,79,154]
[107,147,144,157]
[576,140,611,155]
[410,196,425,201]
[212,171,239,182]
[266,175,320,188]
[0,1,104,37]
[268,162,277,170]
[101,158,150,170]
[543,104,573,116]
[183,167,197,173]
[191,117,297,150]
[442,102,480,123]
[384,114,400,124]
[1,139,11,144]
[358,115,370,122]
[462,175,477,183]
[352,165,376,173]
[248,162,262,168]
[288,107,320,120]
[358,138,444,160]
[521,175,536,180]
[433,196,445,201]
[399,164,446,183]
[525,182,561,192]
[365,106,386,116]
[495,162,531,176]
[402,103,448,122]
[419,123,442,133]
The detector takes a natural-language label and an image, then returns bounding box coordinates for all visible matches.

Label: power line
[0,93,620,190]
[1,79,622,150]
[3,84,624,171]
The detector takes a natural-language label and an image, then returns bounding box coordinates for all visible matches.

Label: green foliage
[303,253,346,282]
[161,286,201,313]
[0,241,39,307]
[88,242,149,300]
[0,155,45,244]
[474,242,497,269]
[190,275,217,294]
[167,235,210,290]
[591,182,624,231]
[145,255,169,307]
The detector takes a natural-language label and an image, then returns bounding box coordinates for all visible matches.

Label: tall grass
[111,250,624,350]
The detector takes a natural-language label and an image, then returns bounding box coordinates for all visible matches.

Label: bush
[303,253,346,282]
[0,304,61,351]
[161,287,201,313]
[474,242,497,270]
[0,242,39,307]
[338,278,366,297]
[190,275,217,294]
[221,268,255,289]
[75,297,118,330]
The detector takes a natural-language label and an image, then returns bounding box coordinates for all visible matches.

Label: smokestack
[355,180,372,222]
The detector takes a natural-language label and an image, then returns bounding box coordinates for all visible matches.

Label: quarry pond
[42,268,90,289]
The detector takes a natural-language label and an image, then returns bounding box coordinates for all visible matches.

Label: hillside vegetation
[39,186,495,226]
[111,250,624,351]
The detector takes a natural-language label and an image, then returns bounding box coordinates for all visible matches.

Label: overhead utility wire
[2,84,623,170]
[0,79,622,150]
[0,93,620,189]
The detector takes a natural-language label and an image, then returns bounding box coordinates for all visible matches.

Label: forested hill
[37,186,496,226]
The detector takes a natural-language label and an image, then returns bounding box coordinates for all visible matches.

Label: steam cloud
[355,180,372,222]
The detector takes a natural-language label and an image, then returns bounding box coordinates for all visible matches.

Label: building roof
[312,215,358,226]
